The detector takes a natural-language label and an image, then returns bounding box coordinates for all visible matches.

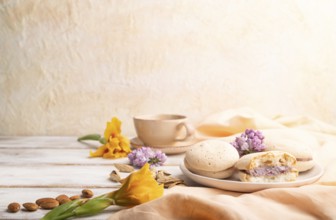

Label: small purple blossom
[128,147,167,168]
[231,129,266,157]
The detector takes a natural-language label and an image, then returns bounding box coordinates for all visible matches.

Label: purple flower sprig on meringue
[231,129,266,157]
[128,147,167,168]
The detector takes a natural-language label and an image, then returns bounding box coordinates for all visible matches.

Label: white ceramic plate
[180,162,324,193]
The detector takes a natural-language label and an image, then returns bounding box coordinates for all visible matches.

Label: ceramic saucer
[130,137,200,154]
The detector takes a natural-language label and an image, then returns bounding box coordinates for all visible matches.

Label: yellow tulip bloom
[109,163,164,207]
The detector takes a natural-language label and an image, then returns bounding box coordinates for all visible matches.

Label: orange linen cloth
[109,108,336,220]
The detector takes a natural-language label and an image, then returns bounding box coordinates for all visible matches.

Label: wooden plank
[0,164,120,188]
[0,148,185,166]
[0,136,98,149]
[0,136,187,166]
[0,165,188,188]
[0,148,129,165]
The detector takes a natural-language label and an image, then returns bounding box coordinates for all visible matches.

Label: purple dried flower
[231,129,266,157]
[128,147,167,168]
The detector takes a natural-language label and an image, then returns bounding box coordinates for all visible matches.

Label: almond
[110,170,121,182]
[81,189,93,198]
[7,202,20,213]
[55,194,71,205]
[36,197,55,206]
[70,195,80,200]
[114,164,134,173]
[23,203,38,211]
[37,198,59,209]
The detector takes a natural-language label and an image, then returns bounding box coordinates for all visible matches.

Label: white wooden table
[0,136,193,220]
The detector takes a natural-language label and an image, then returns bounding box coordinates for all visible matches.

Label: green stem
[77,134,106,144]
[72,196,114,217]
[41,199,86,220]
[52,211,77,220]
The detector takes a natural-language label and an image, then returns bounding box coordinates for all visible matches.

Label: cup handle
[175,122,195,142]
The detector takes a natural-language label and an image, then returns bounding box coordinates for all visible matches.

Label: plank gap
[0,185,120,189]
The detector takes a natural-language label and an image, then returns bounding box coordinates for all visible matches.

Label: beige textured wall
[1,0,336,136]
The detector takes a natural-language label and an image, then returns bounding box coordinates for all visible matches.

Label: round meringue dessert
[184,139,239,179]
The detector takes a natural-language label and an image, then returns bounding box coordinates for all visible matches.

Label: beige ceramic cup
[133,114,195,146]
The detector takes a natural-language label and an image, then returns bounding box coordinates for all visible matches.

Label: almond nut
[23,203,38,211]
[114,164,134,173]
[70,195,81,200]
[55,194,71,205]
[38,198,59,209]
[36,197,55,206]
[81,189,93,198]
[110,170,121,182]
[7,202,20,213]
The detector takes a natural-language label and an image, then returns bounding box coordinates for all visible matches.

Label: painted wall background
[1,0,336,137]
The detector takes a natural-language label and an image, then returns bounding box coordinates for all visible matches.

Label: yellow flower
[104,117,121,140]
[109,163,164,207]
[90,117,131,159]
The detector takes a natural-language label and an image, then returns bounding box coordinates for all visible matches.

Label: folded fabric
[109,185,336,220]
[196,108,285,137]
[108,108,336,220]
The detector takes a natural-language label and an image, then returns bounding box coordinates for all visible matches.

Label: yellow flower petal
[104,117,121,141]
[111,163,164,207]
[90,145,107,157]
